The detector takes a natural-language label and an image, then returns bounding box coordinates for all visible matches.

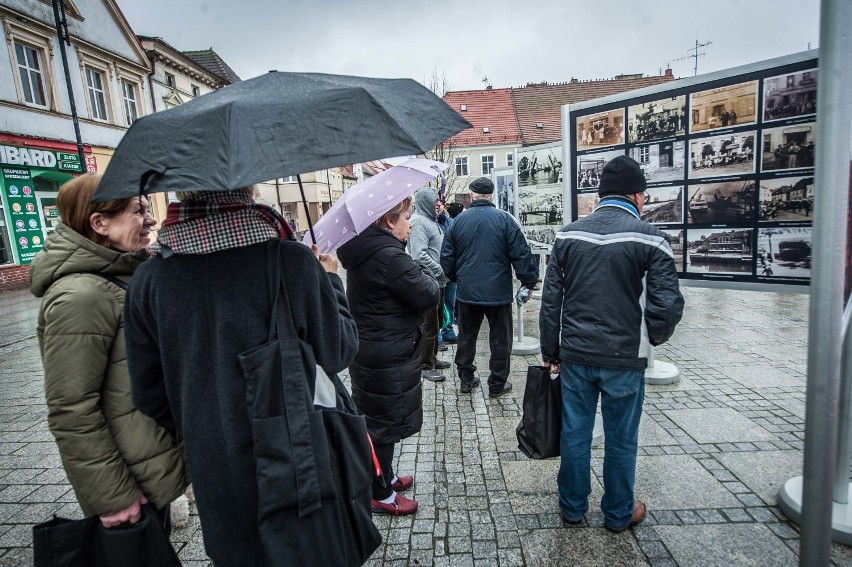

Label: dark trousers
[372,442,396,500]
[420,287,445,370]
[455,302,513,392]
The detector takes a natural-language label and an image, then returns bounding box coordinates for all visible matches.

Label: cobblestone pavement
[2,286,851,566]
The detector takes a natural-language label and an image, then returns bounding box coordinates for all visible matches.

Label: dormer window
[482,127,490,133]
[460,104,467,111]
[535,123,544,129]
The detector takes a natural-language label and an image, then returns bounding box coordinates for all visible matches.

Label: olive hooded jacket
[30,224,188,517]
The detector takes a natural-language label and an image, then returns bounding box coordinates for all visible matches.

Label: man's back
[441,200,538,306]
[540,203,683,370]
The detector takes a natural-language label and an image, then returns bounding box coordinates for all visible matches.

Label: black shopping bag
[33,505,180,567]
[516,365,562,459]
[237,240,381,567]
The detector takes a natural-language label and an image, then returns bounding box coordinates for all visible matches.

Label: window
[481,155,494,175]
[786,75,795,88]
[638,146,650,164]
[85,67,108,121]
[121,80,138,126]
[191,84,200,97]
[455,156,468,177]
[14,41,47,106]
[506,153,514,167]
[165,72,175,88]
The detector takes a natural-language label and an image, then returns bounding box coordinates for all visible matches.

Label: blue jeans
[440,281,457,341]
[557,362,645,529]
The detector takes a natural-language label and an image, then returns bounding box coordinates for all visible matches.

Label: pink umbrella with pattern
[304,158,448,253]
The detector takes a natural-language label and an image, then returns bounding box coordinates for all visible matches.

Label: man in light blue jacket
[408,186,450,382]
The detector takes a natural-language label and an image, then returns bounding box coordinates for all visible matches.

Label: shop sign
[0,144,83,173]
[0,167,45,264]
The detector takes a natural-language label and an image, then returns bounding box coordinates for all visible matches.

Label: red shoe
[371,493,418,516]
[391,475,414,491]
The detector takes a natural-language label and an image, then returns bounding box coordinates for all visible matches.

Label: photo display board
[516,141,564,247]
[566,52,818,288]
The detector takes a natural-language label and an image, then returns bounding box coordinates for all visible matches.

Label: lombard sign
[0,144,83,173]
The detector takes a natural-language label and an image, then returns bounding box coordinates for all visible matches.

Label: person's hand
[100,492,147,528]
[311,244,338,274]
[543,361,560,375]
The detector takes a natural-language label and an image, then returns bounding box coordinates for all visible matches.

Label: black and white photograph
[575,109,625,150]
[627,95,686,143]
[689,80,758,133]
[642,186,683,224]
[763,68,818,122]
[519,186,563,227]
[687,180,756,225]
[761,122,816,172]
[759,176,814,221]
[627,141,685,184]
[576,192,600,219]
[576,149,624,189]
[518,144,563,188]
[493,168,516,216]
[756,227,812,278]
[688,132,756,178]
[661,229,685,272]
[686,228,754,275]
[522,226,558,246]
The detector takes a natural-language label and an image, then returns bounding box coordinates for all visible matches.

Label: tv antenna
[674,38,712,76]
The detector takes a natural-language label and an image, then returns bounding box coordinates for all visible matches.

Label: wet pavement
[1,284,850,566]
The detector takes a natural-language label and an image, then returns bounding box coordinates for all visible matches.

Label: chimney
[665,67,673,77]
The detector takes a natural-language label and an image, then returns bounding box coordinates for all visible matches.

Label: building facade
[0,0,151,290]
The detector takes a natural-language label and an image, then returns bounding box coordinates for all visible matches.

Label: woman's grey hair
[175,186,258,201]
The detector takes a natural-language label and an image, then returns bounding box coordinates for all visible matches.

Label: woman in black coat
[338,197,439,516]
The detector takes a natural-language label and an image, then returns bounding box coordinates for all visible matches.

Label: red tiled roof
[442,88,520,148]
[443,76,674,148]
[512,76,673,146]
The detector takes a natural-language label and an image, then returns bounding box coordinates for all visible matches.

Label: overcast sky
[118,0,820,91]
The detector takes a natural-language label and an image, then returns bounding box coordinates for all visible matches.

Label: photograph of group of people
[689,80,758,133]
[688,132,756,178]
[576,148,624,188]
[627,96,687,143]
[567,59,816,284]
[763,69,817,122]
[575,109,625,151]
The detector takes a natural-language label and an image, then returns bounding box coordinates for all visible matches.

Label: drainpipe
[51,0,86,171]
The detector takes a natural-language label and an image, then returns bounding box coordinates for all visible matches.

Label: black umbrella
[92,71,470,235]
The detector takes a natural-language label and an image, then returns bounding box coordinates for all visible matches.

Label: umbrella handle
[296,174,316,243]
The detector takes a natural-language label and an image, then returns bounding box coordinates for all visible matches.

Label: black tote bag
[237,240,381,567]
[33,504,180,567]
[516,365,562,459]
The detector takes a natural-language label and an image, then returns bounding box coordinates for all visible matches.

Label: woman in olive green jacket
[30,174,188,527]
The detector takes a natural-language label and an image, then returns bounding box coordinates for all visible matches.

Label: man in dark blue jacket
[539,155,684,534]
[440,177,538,396]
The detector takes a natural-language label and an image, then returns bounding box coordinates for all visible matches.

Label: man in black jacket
[441,177,539,396]
[539,155,684,533]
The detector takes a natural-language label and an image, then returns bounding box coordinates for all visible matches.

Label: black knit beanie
[597,155,647,197]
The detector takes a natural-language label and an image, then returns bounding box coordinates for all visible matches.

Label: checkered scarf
[157,190,295,255]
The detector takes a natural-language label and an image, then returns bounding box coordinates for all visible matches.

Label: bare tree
[423,68,468,203]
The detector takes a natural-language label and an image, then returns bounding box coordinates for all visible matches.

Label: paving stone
[656,524,797,566]
[520,528,648,566]
[636,455,741,510]
[663,408,775,444]
[719,366,805,389]
[715,450,802,506]
[640,417,679,446]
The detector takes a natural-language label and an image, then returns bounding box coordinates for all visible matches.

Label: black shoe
[437,343,448,352]
[443,336,458,344]
[488,382,513,398]
[459,378,480,393]
[559,510,583,526]
[421,370,445,382]
[434,360,451,370]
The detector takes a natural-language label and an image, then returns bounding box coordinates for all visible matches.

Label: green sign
[1,167,45,264]
[0,144,82,173]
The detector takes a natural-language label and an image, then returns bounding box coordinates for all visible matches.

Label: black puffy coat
[338,225,439,444]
